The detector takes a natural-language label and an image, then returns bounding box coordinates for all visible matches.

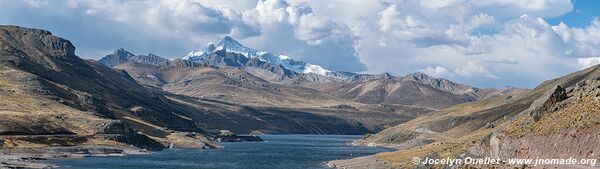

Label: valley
[2,0,598,168]
[8,25,587,169]
[0,25,510,168]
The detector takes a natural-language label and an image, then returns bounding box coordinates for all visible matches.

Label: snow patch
[303,64,331,75]
[278,55,290,60]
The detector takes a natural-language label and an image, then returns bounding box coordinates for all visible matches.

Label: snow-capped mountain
[183,36,335,76]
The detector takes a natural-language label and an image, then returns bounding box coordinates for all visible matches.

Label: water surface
[48,135,391,169]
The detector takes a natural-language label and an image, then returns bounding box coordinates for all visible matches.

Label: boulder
[529,85,567,122]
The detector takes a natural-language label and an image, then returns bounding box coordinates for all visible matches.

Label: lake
[48,135,391,169]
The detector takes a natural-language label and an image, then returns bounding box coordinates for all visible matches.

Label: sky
[1,0,600,89]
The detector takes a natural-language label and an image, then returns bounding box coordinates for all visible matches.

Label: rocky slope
[305,73,473,109]
[301,72,526,109]
[0,25,215,150]
[342,64,600,168]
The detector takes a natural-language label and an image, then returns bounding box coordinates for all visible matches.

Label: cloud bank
[1,0,600,88]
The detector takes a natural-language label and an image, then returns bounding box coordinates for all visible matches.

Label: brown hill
[0,25,219,150]
[115,61,346,107]
[301,72,520,109]
[305,73,475,109]
[340,65,600,168]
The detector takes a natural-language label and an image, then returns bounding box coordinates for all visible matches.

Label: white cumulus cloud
[4,0,600,88]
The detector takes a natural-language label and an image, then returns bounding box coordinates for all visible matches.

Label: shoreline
[0,134,264,168]
[2,134,379,169]
[0,145,151,169]
[327,138,395,169]
[327,155,387,169]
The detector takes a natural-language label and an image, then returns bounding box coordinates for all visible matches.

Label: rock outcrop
[529,85,567,122]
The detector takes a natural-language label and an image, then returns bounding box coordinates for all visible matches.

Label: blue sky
[547,0,600,27]
[1,0,600,89]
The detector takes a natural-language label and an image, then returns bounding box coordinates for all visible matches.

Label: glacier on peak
[183,36,334,76]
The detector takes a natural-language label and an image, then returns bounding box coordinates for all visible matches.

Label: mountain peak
[100,49,169,67]
[206,42,216,51]
[407,72,432,80]
[114,48,126,52]
[0,25,75,57]
[214,36,256,57]
[218,36,243,48]
[222,35,235,42]
[378,72,394,79]
[113,48,134,58]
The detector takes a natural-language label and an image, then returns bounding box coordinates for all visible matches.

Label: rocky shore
[0,132,264,169]
[0,145,149,169]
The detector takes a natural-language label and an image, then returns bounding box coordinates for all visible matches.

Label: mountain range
[100,49,431,134]
[102,35,522,109]
[1,25,525,160]
[183,36,334,77]
[1,25,461,151]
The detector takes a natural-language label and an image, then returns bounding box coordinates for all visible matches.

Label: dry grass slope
[345,65,600,169]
